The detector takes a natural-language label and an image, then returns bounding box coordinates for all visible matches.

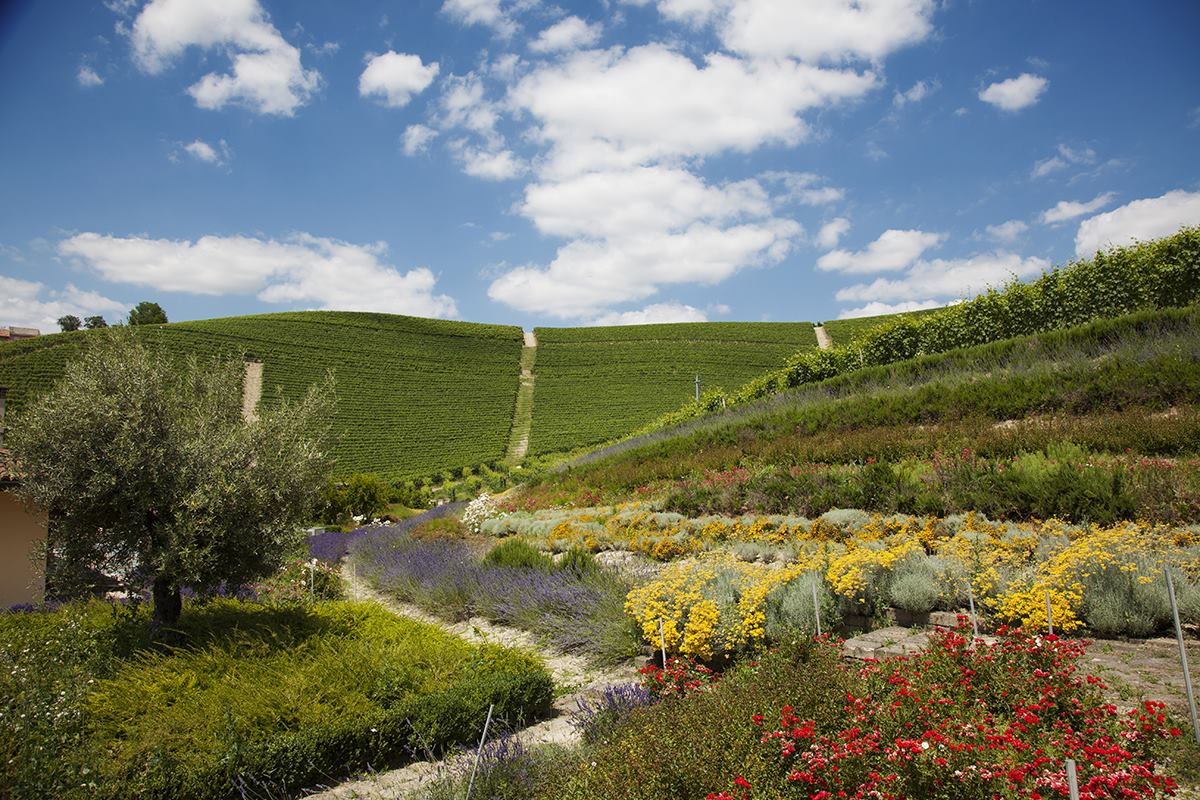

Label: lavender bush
[570,683,654,744]
[349,527,640,663]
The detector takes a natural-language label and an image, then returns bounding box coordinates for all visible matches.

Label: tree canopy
[127,301,168,326]
[56,315,81,332]
[83,315,108,329]
[9,330,334,628]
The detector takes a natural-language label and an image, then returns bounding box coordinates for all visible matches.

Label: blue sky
[1,0,1198,331]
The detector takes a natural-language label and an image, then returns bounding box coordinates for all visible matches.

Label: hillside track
[307,572,644,800]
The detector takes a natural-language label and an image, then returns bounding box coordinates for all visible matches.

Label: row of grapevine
[646,225,1200,432]
[821,306,943,347]
[529,322,817,455]
[0,311,524,481]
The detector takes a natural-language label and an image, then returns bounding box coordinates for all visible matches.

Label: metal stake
[465,703,495,800]
[658,617,668,667]
[1066,759,1080,800]
[1166,569,1200,743]
[812,583,822,637]
[1045,590,1054,636]
[967,583,979,638]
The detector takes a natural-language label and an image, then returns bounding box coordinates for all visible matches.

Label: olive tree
[9,330,334,629]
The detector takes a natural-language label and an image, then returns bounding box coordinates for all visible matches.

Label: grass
[529,322,816,455]
[0,599,552,800]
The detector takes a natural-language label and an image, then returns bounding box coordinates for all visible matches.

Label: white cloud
[521,167,771,239]
[178,138,231,166]
[1074,190,1200,258]
[57,232,458,318]
[892,78,937,107]
[77,66,104,87]
[835,252,1049,303]
[359,51,439,108]
[130,0,320,116]
[978,73,1048,112]
[511,44,877,178]
[984,219,1028,243]
[0,275,126,331]
[402,124,438,156]
[441,0,518,38]
[762,171,844,206]
[1040,192,1116,225]
[686,0,936,64]
[837,299,943,319]
[450,142,524,180]
[440,73,502,140]
[488,218,801,318]
[529,16,601,53]
[817,229,945,273]
[1031,143,1096,178]
[590,302,708,325]
[816,218,851,249]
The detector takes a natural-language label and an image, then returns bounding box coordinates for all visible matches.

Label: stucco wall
[0,489,46,607]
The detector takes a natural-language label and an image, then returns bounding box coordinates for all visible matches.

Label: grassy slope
[0,312,523,480]
[529,322,816,455]
[547,305,1200,491]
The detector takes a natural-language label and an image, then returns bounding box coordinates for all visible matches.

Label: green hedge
[647,226,1200,431]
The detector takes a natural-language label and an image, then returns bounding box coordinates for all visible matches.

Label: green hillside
[528,322,817,455]
[0,312,523,480]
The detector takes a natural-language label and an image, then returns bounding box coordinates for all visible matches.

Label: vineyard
[528,322,817,455]
[0,312,524,480]
[820,306,942,347]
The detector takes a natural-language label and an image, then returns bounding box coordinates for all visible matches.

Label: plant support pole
[1045,590,1054,636]
[812,583,822,637]
[1166,569,1200,743]
[967,584,979,638]
[465,703,495,800]
[659,617,668,667]
[1066,759,1080,800]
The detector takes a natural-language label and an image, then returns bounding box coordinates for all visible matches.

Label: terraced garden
[0,311,524,480]
[528,322,818,455]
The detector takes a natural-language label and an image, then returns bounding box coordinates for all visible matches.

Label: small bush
[556,546,600,577]
[763,572,839,639]
[1079,559,1176,637]
[321,473,391,525]
[483,538,555,572]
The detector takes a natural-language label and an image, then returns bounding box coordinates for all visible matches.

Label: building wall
[0,490,46,607]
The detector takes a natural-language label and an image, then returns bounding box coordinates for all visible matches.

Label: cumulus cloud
[817,229,945,273]
[837,299,943,319]
[359,51,439,107]
[529,16,601,53]
[176,138,232,166]
[449,142,524,180]
[77,66,104,87]
[984,219,1028,243]
[892,78,937,107]
[835,252,1049,304]
[762,171,844,206]
[1031,143,1096,178]
[816,217,851,249]
[402,124,438,156]
[129,0,320,116]
[441,0,518,38]
[0,275,126,331]
[1074,190,1200,258]
[659,0,936,64]
[590,302,708,325]
[57,232,458,317]
[1040,192,1116,225]
[511,44,877,178]
[978,73,1047,112]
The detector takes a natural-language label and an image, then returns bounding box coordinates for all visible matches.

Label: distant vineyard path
[505,331,538,463]
[814,324,832,350]
[310,572,642,800]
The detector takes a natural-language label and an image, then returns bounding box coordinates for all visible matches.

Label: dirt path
[307,573,643,800]
[813,324,832,350]
[241,360,263,422]
[504,333,538,464]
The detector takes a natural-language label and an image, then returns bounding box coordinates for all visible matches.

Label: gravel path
[305,573,645,800]
[813,324,832,350]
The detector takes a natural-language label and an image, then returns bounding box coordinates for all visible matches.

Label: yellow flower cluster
[826,538,921,601]
[625,552,812,659]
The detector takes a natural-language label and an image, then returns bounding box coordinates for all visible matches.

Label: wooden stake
[1166,569,1200,743]
[465,703,495,800]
